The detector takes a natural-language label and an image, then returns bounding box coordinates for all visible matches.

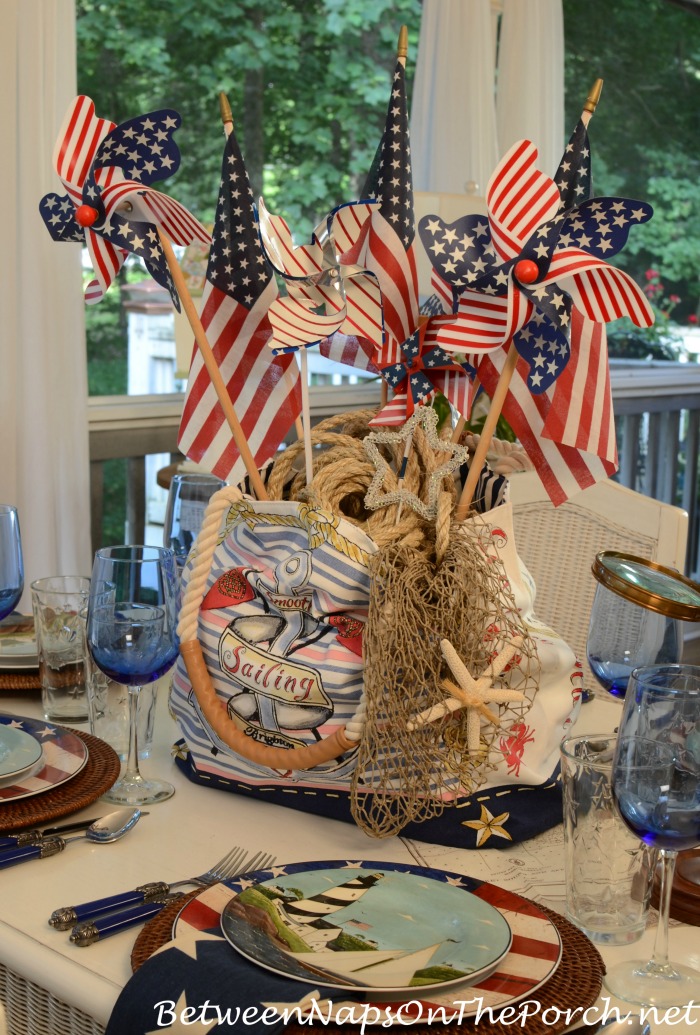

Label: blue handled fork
[49,847,274,935]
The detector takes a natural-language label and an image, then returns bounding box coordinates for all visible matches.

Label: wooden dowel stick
[159,229,268,500]
[454,342,519,522]
[451,415,466,444]
[299,348,313,486]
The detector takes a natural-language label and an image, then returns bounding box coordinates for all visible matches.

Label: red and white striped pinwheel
[39,96,210,307]
[258,198,384,354]
[428,140,654,357]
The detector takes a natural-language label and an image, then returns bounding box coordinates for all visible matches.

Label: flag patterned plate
[0,714,88,803]
[172,859,562,1022]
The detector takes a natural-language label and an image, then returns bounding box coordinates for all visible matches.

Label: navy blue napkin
[106,926,335,1034]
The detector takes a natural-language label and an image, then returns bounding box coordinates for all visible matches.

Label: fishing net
[262,409,539,838]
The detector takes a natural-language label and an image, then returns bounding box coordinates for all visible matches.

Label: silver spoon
[0,808,143,869]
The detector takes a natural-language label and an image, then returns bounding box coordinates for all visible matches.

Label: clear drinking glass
[87,545,179,805]
[163,473,225,572]
[31,576,91,722]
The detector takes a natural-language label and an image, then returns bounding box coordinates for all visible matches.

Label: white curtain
[0,0,91,610]
[411,0,564,195]
[496,0,565,181]
[411,0,499,195]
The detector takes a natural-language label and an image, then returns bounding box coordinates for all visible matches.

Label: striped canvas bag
[169,466,581,848]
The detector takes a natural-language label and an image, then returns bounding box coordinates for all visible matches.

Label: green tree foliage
[76,0,422,237]
[563,0,700,320]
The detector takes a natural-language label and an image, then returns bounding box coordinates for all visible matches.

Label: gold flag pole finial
[583,78,604,116]
[397,25,408,65]
[219,91,233,130]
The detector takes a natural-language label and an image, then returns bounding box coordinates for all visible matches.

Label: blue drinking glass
[87,545,179,805]
[587,552,700,700]
[0,505,24,622]
[605,664,700,1007]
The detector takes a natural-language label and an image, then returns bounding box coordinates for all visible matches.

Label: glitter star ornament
[363,407,469,520]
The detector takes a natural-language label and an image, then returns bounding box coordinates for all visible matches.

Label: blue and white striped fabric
[170,485,580,848]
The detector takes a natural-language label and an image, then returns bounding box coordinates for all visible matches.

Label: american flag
[360,60,420,361]
[475,310,617,506]
[177,129,301,486]
[554,118,591,213]
[39,95,210,306]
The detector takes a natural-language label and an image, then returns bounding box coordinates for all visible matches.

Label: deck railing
[88,361,700,576]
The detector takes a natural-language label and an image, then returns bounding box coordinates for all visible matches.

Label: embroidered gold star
[462,804,512,847]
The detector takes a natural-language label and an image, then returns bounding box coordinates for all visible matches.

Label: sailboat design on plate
[285,941,444,988]
[222,863,513,995]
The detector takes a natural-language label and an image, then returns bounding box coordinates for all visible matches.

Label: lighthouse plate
[219,859,513,994]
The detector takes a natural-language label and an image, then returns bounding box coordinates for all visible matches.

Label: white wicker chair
[506,468,689,696]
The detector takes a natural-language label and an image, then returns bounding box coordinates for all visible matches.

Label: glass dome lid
[592,551,700,621]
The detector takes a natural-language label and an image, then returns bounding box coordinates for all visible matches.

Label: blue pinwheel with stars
[418,139,654,393]
[39,95,210,308]
[371,320,476,427]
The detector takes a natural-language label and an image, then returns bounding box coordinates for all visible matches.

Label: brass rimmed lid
[592,551,700,621]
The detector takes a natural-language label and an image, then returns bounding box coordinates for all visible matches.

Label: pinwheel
[258,198,384,355]
[370,321,476,427]
[419,140,654,385]
[39,95,210,309]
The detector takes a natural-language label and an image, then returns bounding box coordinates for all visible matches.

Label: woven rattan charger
[0,670,41,691]
[0,729,120,832]
[131,889,605,1034]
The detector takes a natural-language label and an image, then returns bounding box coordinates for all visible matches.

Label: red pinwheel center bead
[75,205,99,228]
[514,259,539,284]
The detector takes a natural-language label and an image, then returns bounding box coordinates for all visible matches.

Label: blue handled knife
[69,896,183,945]
[0,838,66,869]
[49,881,173,929]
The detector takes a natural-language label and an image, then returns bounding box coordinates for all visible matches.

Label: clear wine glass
[586,552,700,700]
[0,505,24,621]
[163,473,225,573]
[87,545,179,805]
[606,663,700,1007]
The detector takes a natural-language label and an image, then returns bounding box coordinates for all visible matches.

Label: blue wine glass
[586,553,692,701]
[0,505,24,621]
[606,664,700,1007]
[87,545,179,805]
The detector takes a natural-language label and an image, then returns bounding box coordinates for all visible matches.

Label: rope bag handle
[176,483,366,770]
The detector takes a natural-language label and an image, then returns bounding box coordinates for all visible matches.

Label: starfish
[406,636,526,754]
